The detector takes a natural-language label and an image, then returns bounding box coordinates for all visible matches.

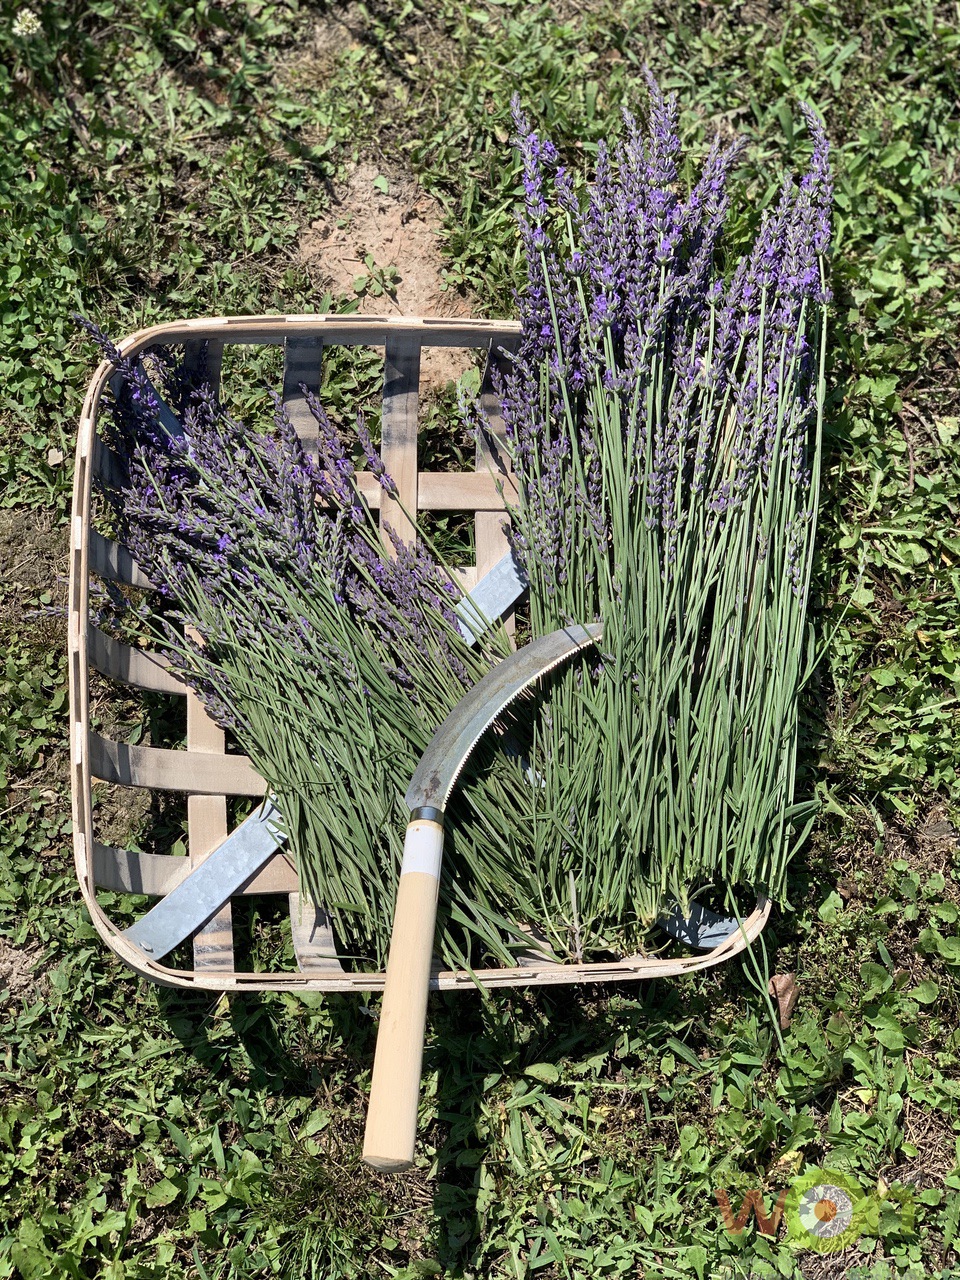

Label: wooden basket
[69,314,770,993]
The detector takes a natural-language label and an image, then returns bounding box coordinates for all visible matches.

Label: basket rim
[68,312,771,992]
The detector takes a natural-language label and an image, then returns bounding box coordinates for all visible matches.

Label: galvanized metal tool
[362,622,602,1171]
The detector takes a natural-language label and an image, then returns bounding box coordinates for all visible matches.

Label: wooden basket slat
[89,627,187,695]
[89,529,151,589]
[207,337,225,388]
[379,332,421,548]
[279,339,340,972]
[70,314,771,993]
[103,318,522,359]
[131,314,522,348]
[192,909,235,969]
[68,897,770,993]
[354,469,514,511]
[183,335,224,394]
[478,335,518,468]
[514,922,560,968]
[93,438,128,490]
[92,842,297,897]
[282,335,324,450]
[89,733,266,795]
[289,893,346,972]
[183,317,236,971]
[186,662,234,970]
[93,842,191,896]
[475,339,516,595]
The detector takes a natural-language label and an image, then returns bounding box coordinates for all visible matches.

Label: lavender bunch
[467,78,831,951]
[82,322,541,969]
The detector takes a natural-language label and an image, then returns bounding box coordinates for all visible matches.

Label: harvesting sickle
[362,622,603,1172]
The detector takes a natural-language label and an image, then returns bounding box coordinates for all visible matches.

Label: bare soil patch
[0,506,67,627]
[0,935,47,1003]
[884,801,960,904]
[894,1090,956,1190]
[299,162,480,391]
[306,4,364,69]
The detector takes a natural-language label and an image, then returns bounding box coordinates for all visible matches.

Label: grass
[1,0,959,1276]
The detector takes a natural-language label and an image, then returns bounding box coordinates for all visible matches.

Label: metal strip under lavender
[453,549,528,643]
[122,799,284,960]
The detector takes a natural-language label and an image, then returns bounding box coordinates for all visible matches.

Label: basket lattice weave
[68,314,769,992]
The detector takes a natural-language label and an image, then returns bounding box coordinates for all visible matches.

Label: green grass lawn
[2,1,960,1276]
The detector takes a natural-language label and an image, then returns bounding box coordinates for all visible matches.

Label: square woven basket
[68,314,769,992]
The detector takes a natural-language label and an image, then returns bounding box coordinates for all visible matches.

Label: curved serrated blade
[406,623,602,812]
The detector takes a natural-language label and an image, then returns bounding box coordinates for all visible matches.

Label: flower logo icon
[717,1165,916,1253]
[785,1169,866,1253]
[797,1183,854,1237]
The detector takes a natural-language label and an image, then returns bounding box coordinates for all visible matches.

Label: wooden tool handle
[362,817,444,1171]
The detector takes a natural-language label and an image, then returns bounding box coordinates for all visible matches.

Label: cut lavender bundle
[82,322,541,970]
[468,79,831,952]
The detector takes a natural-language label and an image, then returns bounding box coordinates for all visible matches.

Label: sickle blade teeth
[405,623,602,811]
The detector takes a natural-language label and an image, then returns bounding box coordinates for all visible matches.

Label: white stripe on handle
[400,820,444,877]
[363,818,445,1172]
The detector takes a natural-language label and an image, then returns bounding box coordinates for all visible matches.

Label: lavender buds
[83,322,539,970]
[479,77,831,941]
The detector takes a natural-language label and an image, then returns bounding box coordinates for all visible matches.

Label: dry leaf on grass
[769,972,800,1029]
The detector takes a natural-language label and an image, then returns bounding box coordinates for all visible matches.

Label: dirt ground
[0,935,46,1003]
[0,506,67,628]
[299,160,478,391]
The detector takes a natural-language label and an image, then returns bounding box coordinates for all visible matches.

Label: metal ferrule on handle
[362,815,445,1171]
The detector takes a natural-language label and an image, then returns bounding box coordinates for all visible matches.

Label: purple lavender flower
[496,77,830,643]
[355,415,399,497]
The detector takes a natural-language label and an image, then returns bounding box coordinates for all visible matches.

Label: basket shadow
[153,984,378,1099]
[147,918,817,1277]
[423,972,713,1273]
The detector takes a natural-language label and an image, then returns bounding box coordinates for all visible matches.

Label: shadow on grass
[136,826,849,1279]
[422,974,714,1272]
